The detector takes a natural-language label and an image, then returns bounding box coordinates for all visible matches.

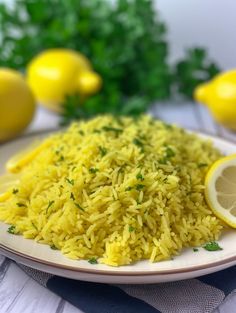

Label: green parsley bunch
[0,0,220,124]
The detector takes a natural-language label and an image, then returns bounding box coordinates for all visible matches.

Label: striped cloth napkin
[18,263,236,313]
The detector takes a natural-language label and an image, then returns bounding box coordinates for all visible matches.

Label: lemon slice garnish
[0,173,21,201]
[205,154,236,228]
[6,139,51,173]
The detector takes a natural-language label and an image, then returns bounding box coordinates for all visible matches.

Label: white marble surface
[0,102,236,313]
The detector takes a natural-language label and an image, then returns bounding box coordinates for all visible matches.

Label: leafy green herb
[75,203,85,211]
[175,48,220,98]
[125,186,133,191]
[102,126,123,135]
[198,163,208,168]
[138,133,146,140]
[136,173,144,181]
[193,248,199,252]
[12,188,19,194]
[50,244,59,250]
[129,226,135,232]
[16,203,26,207]
[7,225,16,234]
[159,157,168,165]
[46,200,55,213]
[59,155,65,162]
[0,0,219,125]
[165,147,175,158]
[203,241,223,251]
[89,168,99,174]
[99,146,107,157]
[70,192,75,200]
[133,138,143,147]
[135,184,145,191]
[159,146,175,164]
[65,178,74,185]
[88,257,98,264]
[133,138,144,152]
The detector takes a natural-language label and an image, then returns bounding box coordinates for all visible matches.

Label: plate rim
[1,240,236,276]
[0,128,236,277]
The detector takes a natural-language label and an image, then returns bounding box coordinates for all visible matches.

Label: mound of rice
[0,115,223,266]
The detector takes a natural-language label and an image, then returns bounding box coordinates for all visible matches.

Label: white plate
[0,131,236,284]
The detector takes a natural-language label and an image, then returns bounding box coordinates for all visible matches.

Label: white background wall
[156,0,236,70]
[1,0,236,70]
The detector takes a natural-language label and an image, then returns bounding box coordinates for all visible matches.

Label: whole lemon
[194,70,236,130]
[0,68,36,142]
[26,49,102,112]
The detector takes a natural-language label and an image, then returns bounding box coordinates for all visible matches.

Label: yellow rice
[0,115,223,266]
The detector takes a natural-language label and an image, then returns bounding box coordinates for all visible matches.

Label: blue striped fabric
[18,262,236,312]
[198,266,236,295]
[47,276,161,313]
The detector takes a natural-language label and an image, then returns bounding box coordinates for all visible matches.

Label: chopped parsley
[7,225,16,234]
[16,202,26,207]
[46,200,55,213]
[70,192,75,200]
[89,167,99,174]
[102,126,123,135]
[133,138,144,148]
[59,155,65,162]
[12,188,19,194]
[138,134,147,141]
[193,248,199,252]
[158,157,168,165]
[198,163,208,168]
[158,146,175,164]
[75,203,85,211]
[99,146,107,157]
[65,178,74,185]
[88,257,98,264]
[135,184,145,191]
[93,129,101,133]
[165,146,175,158]
[129,226,135,232]
[118,165,125,173]
[125,186,133,191]
[50,244,59,250]
[203,241,223,251]
[136,173,144,181]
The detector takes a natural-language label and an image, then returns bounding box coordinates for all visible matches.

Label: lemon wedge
[205,154,236,228]
[0,173,21,201]
[6,139,51,173]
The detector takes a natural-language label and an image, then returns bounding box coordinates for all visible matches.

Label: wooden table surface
[0,102,235,313]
